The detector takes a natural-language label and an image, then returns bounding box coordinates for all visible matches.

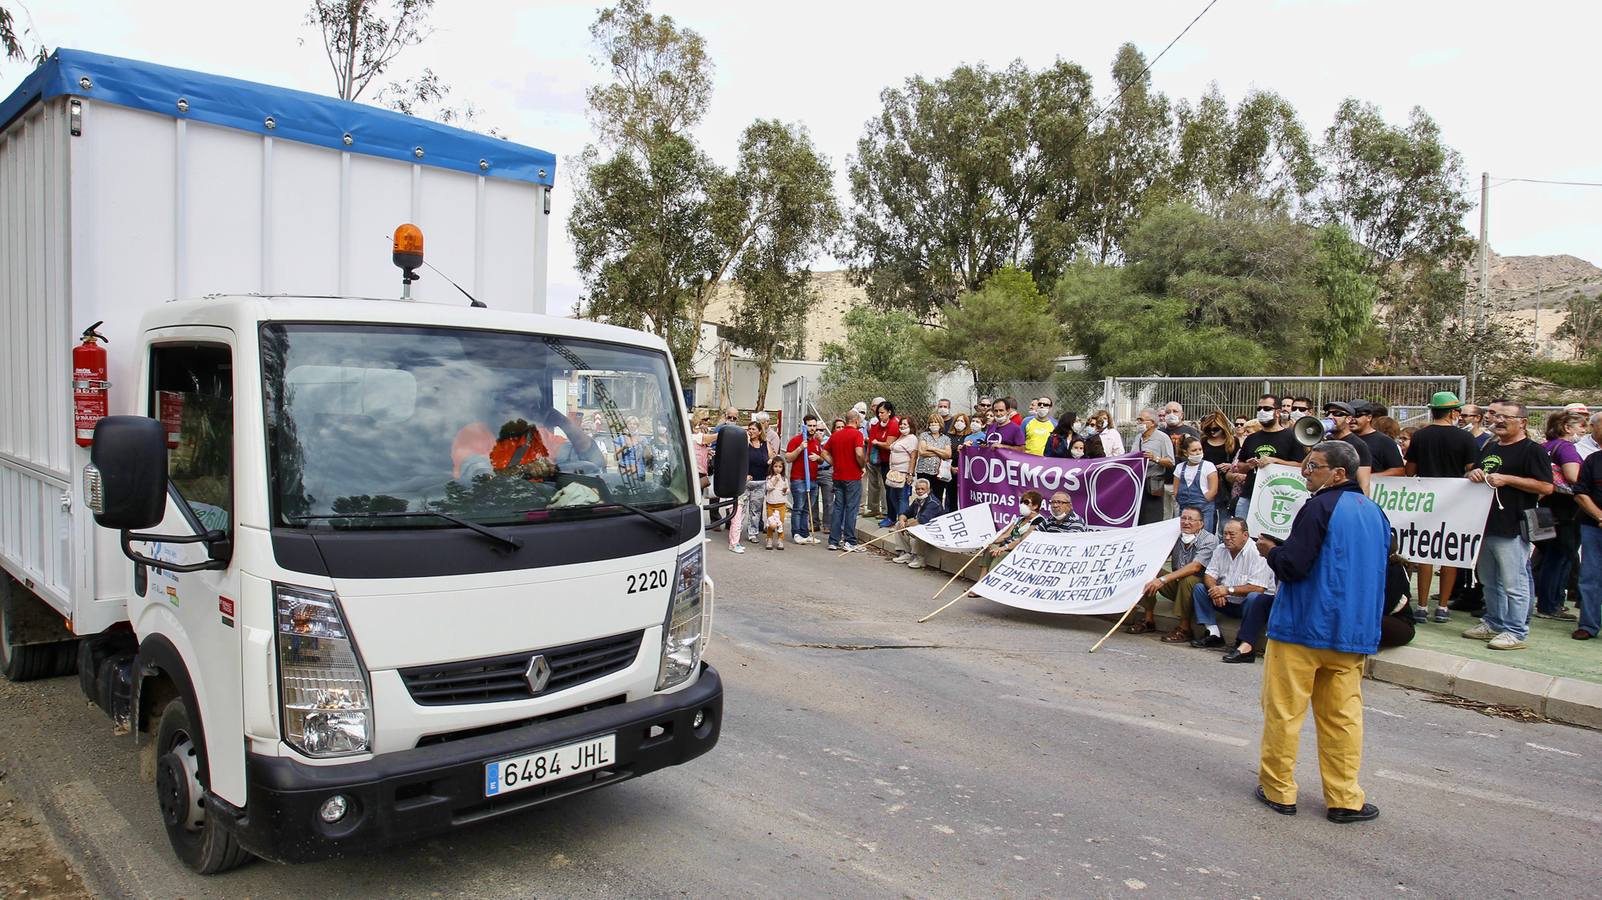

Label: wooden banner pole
[917,528,1009,623]
[1088,601,1143,653]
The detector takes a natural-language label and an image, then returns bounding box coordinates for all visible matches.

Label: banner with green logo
[1246,466,1494,568]
[1246,464,1309,540]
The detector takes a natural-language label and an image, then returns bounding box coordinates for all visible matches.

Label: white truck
[0,50,740,872]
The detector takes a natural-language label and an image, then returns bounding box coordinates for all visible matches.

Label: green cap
[1429,391,1462,410]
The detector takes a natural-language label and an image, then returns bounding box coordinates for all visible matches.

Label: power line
[1070,0,1223,144]
[1498,176,1602,188]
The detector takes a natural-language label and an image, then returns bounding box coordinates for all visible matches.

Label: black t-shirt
[1575,451,1602,529]
[1360,431,1405,472]
[1201,440,1231,467]
[1339,433,1372,470]
[1406,423,1478,478]
[1474,438,1553,538]
[1239,428,1306,497]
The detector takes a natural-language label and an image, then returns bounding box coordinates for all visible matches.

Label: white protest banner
[972,518,1181,616]
[907,503,999,551]
[1246,464,1309,540]
[1369,476,1493,568]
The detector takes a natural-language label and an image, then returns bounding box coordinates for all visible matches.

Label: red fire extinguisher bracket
[73,321,111,447]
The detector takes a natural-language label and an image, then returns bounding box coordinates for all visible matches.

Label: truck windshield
[262,324,693,528]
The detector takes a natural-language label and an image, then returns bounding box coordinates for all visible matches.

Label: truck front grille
[398,630,645,706]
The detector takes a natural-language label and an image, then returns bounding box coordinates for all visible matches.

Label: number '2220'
[627,569,669,594]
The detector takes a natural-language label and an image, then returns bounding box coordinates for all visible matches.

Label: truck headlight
[274,584,372,757]
[657,545,707,690]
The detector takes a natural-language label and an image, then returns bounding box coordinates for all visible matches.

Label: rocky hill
[1481,250,1602,358]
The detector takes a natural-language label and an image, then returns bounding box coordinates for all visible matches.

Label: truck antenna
[423,260,488,308]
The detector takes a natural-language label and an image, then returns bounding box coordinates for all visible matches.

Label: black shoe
[1256,785,1296,816]
[1327,803,1379,824]
[1190,634,1225,649]
[1222,648,1256,664]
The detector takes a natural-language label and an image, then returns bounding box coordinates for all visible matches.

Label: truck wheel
[0,578,60,682]
[154,698,253,874]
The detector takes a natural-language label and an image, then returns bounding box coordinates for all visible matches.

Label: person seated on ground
[1380,549,1418,649]
[968,490,1046,594]
[1130,506,1218,638]
[1037,491,1089,533]
[1190,517,1276,653]
[892,477,947,569]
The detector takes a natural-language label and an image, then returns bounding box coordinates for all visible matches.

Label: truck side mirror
[711,424,749,499]
[86,416,168,530]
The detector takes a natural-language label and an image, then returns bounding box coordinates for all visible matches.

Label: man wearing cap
[1324,402,1373,491]
[1404,392,1480,622]
[1353,402,1405,477]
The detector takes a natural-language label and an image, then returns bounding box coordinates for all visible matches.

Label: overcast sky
[6,0,1599,315]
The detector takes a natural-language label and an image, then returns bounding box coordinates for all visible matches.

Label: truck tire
[0,577,61,682]
[154,698,254,874]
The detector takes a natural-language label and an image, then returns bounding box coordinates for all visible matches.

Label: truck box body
[1,50,554,632]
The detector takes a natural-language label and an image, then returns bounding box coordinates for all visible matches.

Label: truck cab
[87,295,724,869]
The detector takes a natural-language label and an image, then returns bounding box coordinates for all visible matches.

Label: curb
[855,517,1602,730]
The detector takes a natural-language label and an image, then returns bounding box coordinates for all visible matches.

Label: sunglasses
[1233,420,1247,428]
[1292,406,1309,413]
[1257,406,1275,412]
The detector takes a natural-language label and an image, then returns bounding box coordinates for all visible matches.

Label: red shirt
[786,434,823,481]
[867,416,899,464]
[825,428,865,481]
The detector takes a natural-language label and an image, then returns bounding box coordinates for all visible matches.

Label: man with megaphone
[1228,394,1308,518]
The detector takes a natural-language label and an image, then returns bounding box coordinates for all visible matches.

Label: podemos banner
[906,503,999,551]
[959,447,1144,529]
[973,518,1182,615]
[1246,466,1494,568]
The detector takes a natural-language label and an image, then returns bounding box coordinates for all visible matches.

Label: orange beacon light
[393,224,424,298]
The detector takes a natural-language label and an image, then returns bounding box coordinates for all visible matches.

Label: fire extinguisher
[73,321,110,447]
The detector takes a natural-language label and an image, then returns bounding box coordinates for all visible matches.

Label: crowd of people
[699,390,1602,657]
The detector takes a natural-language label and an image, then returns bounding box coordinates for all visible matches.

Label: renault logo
[524,654,551,694]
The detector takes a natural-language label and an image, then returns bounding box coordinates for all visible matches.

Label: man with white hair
[1577,410,1602,459]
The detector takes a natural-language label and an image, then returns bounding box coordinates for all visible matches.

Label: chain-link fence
[799,374,1470,429]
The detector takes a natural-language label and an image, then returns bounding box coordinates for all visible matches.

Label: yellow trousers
[1258,639,1366,810]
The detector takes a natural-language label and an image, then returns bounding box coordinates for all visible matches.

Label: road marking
[1525,742,1581,757]
[1363,705,1406,719]
[999,695,1250,748]
[1373,769,1602,824]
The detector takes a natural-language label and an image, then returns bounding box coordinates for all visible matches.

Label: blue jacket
[1265,480,1391,655]
[905,494,946,525]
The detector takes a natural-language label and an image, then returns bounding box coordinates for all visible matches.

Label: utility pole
[1470,171,1490,399]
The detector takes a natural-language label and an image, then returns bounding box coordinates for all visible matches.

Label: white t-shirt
[1098,428,1126,456]
[1174,459,1217,489]
[1204,541,1276,595]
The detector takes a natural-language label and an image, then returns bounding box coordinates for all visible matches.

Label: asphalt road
[2,537,1600,898]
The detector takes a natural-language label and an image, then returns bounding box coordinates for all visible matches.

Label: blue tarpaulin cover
[0,49,556,185]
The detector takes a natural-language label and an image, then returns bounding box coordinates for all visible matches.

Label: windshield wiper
[289,510,522,551]
[531,498,680,536]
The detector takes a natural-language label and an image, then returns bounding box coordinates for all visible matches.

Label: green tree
[845,59,1095,318]
[818,306,933,413]
[1081,43,1174,263]
[570,0,719,373]
[723,268,811,408]
[1055,199,1333,374]
[1,2,45,63]
[1172,85,1320,215]
[1311,223,1379,367]
[585,0,713,154]
[1317,99,1471,265]
[716,121,841,405]
[922,267,1063,389]
[1554,292,1602,358]
[569,133,720,367]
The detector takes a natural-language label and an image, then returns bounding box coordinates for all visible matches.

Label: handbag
[1520,506,1557,543]
[886,468,908,488]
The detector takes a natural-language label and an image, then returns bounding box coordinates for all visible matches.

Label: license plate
[484,734,615,797]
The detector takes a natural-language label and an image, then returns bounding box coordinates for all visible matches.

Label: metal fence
[798,375,1469,429]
